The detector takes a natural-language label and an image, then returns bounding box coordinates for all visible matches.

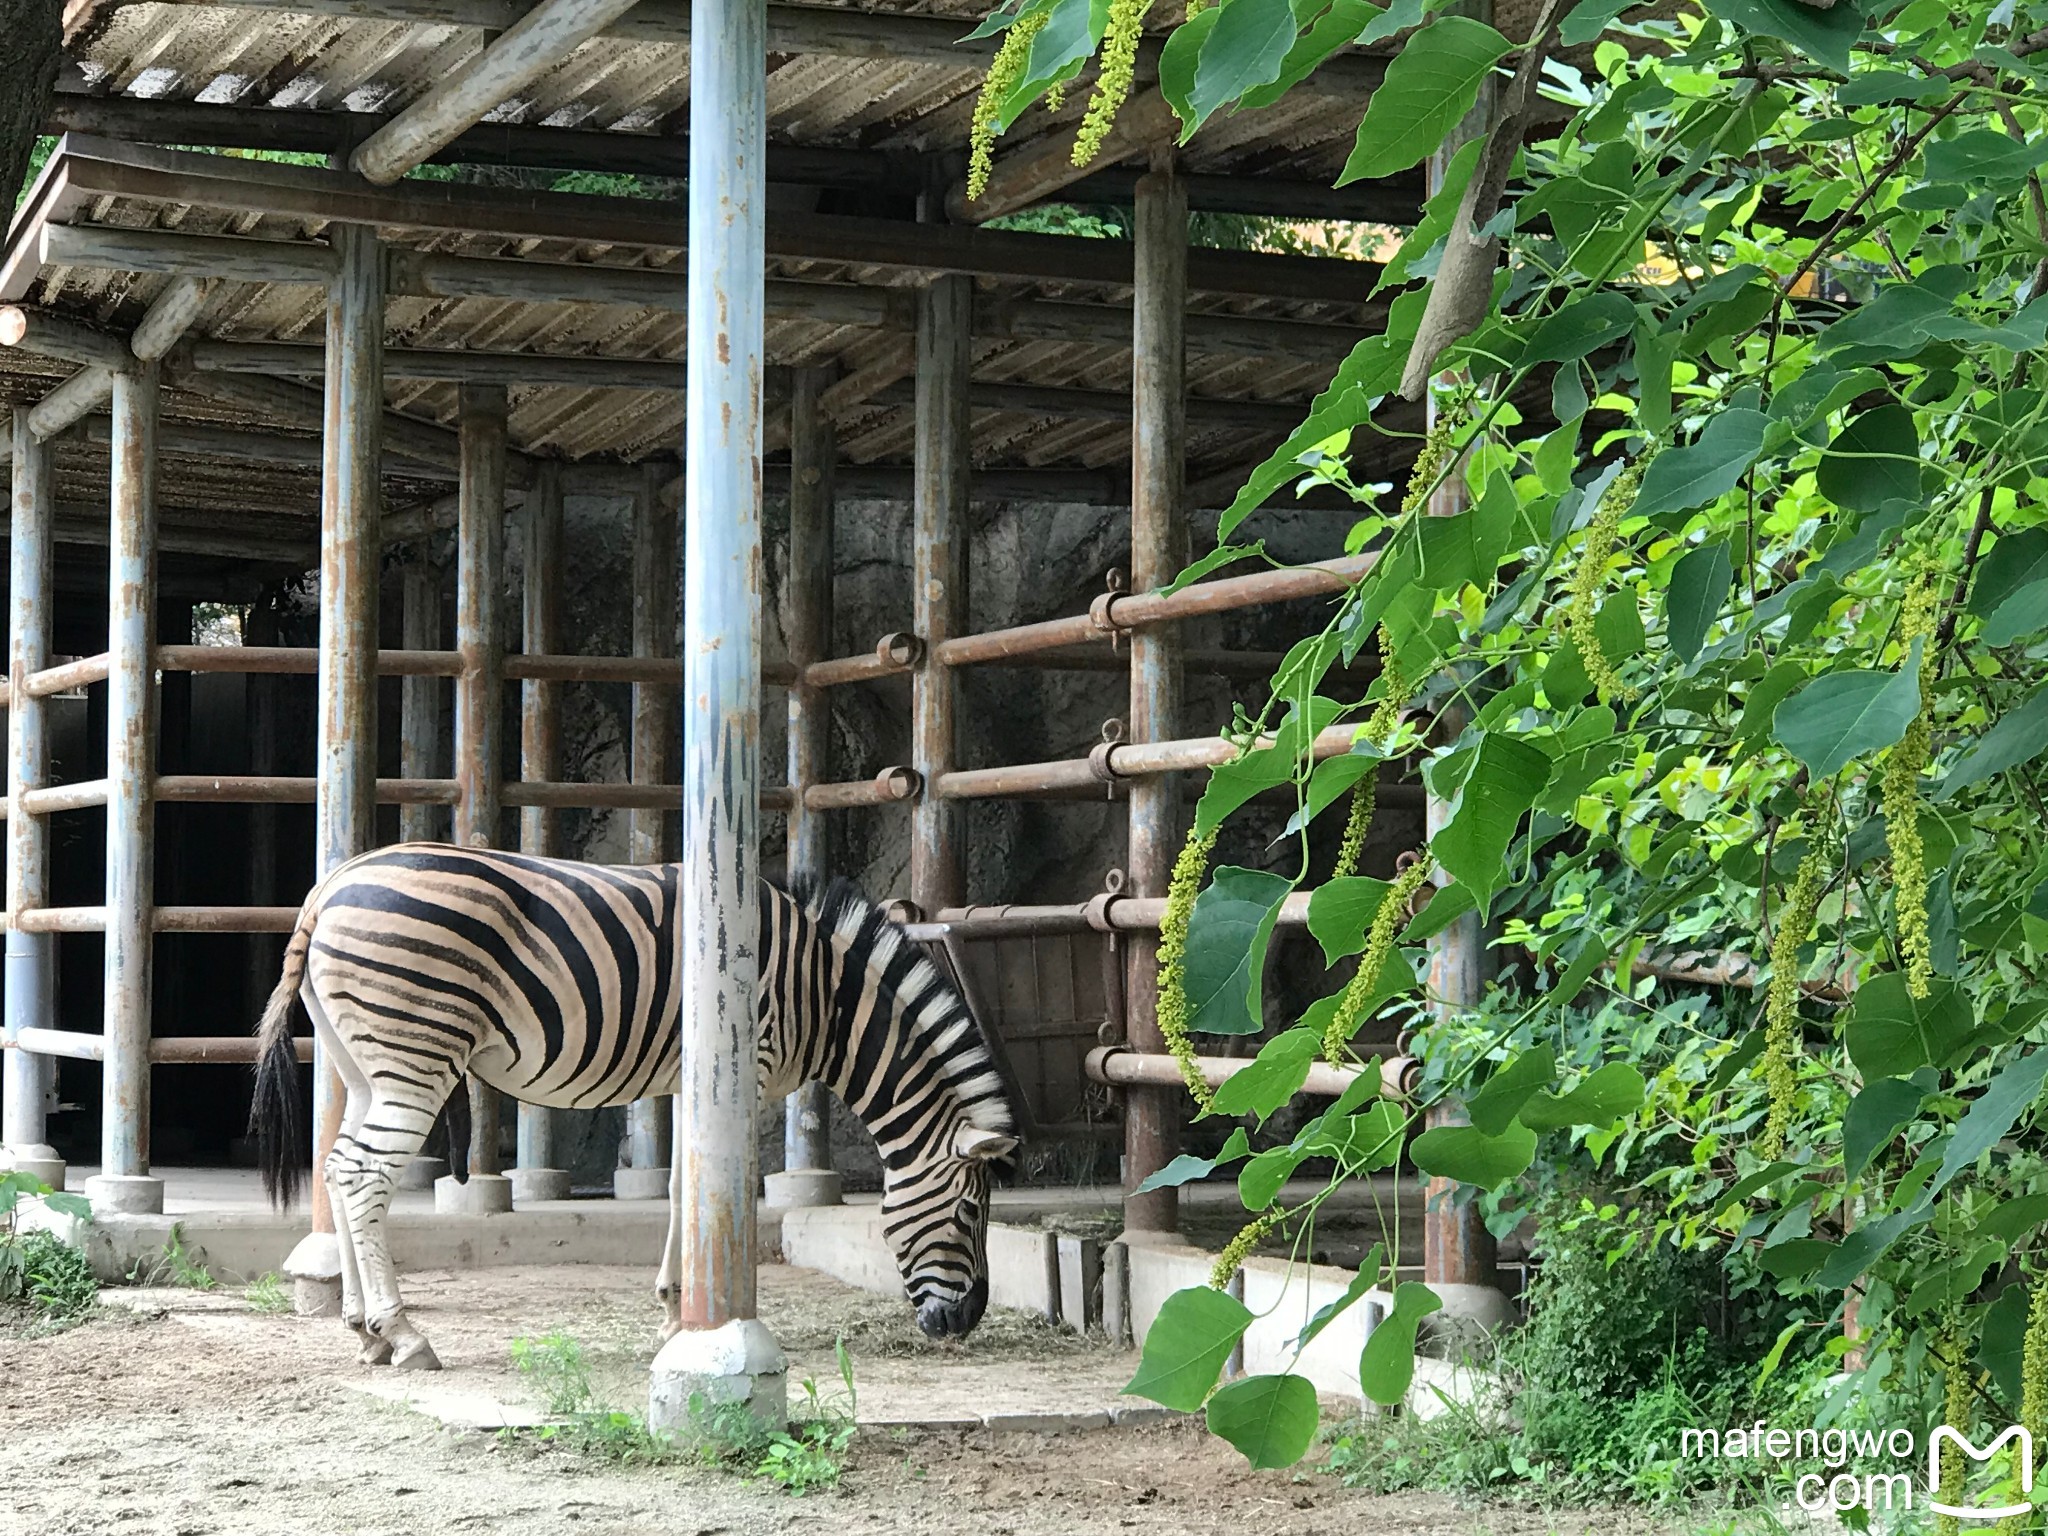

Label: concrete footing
[612,1166,668,1201]
[82,1173,163,1215]
[646,1317,787,1438]
[435,1173,513,1215]
[282,1231,343,1317]
[1,1148,65,1189]
[762,1168,841,1209]
[398,1156,447,1193]
[508,1167,572,1204]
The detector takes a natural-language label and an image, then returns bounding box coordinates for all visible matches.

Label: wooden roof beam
[350,0,648,185]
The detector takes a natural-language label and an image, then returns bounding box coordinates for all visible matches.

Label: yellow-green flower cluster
[1401,421,1456,519]
[2000,1280,2048,1536]
[1072,0,1150,168]
[1759,845,1828,1162]
[1566,460,1644,705]
[1157,825,1219,1112]
[1331,629,1412,882]
[1324,858,1431,1065]
[1209,1210,1281,1289]
[1885,565,1942,998]
[1331,778,1374,883]
[967,10,1048,203]
[1940,1315,1975,1536]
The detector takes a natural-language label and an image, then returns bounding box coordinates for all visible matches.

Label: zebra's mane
[793,876,1016,1137]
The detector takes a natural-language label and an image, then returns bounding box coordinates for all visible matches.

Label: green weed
[244,1271,290,1315]
[128,1223,217,1290]
[0,1171,96,1331]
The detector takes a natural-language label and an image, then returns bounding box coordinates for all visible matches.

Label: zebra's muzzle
[916,1274,989,1339]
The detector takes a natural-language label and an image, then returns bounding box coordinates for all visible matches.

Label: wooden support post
[512,462,571,1205]
[909,274,971,917]
[3,409,61,1187]
[88,359,163,1215]
[618,461,678,1203]
[646,0,780,1426]
[398,557,445,844]
[445,381,513,1214]
[769,368,840,1209]
[1122,160,1188,1235]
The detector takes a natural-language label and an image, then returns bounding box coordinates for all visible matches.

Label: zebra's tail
[251,895,319,1211]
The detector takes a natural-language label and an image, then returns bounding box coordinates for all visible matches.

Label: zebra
[249,843,1017,1371]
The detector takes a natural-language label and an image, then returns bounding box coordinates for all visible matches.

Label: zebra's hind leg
[308,988,387,1364]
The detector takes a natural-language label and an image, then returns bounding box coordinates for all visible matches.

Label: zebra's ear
[953,1125,1019,1162]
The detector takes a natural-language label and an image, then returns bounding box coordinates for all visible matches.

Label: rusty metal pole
[1122,156,1188,1235]
[3,410,62,1188]
[89,359,164,1215]
[441,381,513,1215]
[398,556,444,845]
[512,462,571,1204]
[243,591,283,1127]
[286,221,384,1305]
[646,0,783,1430]
[616,461,678,1203]
[909,275,971,916]
[767,367,840,1210]
[1419,47,1503,1315]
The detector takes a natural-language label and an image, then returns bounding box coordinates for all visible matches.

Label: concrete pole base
[397,1155,448,1193]
[612,1166,669,1201]
[509,1167,573,1204]
[81,1173,163,1215]
[281,1231,343,1318]
[763,1168,842,1209]
[434,1173,514,1215]
[1421,1281,1516,1358]
[646,1318,788,1440]
[1,1148,66,1189]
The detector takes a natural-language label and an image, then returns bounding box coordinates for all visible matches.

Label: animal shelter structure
[0,0,1535,1359]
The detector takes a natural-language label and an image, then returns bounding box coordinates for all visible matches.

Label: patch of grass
[755,1340,858,1495]
[244,1271,290,1315]
[128,1223,217,1290]
[0,1171,97,1333]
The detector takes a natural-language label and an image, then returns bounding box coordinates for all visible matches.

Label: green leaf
[1938,682,2048,799]
[1704,0,1863,71]
[1973,1192,2048,1245]
[1816,405,1921,514]
[1377,138,1481,293]
[1982,1284,2029,1404]
[1970,528,2048,645]
[1206,1374,1321,1469]
[1297,1242,1386,1349]
[1304,1101,1406,1171]
[1931,1050,2048,1196]
[1184,865,1296,1035]
[1409,1121,1537,1185]
[1845,974,1972,1077]
[1843,1077,1926,1179]
[1124,1286,1255,1411]
[1429,732,1553,918]
[1772,652,1923,780]
[1241,0,1379,110]
[1754,1321,1811,1388]
[1517,1063,1647,1130]
[1519,292,1638,366]
[1239,1144,1306,1210]
[1160,542,1264,598]
[1307,876,1395,966]
[1561,0,1633,45]
[1400,880,1475,943]
[1210,1029,1323,1121]
[40,1191,91,1222]
[1196,698,1343,837]
[1185,0,1298,135]
[1418,472,1517,591]
[1631,409,1770,521]
[1158,6,1219,123]
[1466,1046,1555,1137]
[1336,16,1511,184]
[1359,1282,1442,1405]
[1921,129,2048,188]
[1812,1197,1934,1290]
[1134,1127,1252,1193]
[1665,540,1733,663]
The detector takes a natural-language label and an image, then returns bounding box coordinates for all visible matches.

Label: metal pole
[1122,157,1188,1234]
[90,359,164,1215]
[1419,47,1501,1304]
[243,590,282,1105]
[768,367,839,1208]
[444,381,513,1214]
[3,410,62,1187]
[512,462,571,1204]
[648,0,782,1432]
[618,461,678,1202]
[287,221,385,1303]
[398,556,444,845]
[909,274,971,916]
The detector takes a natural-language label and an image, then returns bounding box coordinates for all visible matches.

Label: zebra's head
[880,1121,1018,1339]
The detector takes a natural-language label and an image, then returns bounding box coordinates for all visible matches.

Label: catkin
[1401,421,1456,519]
[1940,1315,1975,1536]
[1759,846,1827,1162]
[1210,1211,1281,1289]
[1886,565,1942,998]
[1072,0,1149,168]
[2000,1280,2048,1536]
[967,10,1049,203]
[1324,859,1431,1066]
[1566,461,1645,705]
[1156,825,1219,1111]
[1331,629,1411,882]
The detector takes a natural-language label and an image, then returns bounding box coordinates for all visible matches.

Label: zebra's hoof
[392,1336,442,1372]
[357,1336,395,1366]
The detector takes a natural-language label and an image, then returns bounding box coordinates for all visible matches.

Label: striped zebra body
[251,843,1016,1370]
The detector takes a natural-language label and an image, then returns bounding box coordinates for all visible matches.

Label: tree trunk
[1,0,63,217]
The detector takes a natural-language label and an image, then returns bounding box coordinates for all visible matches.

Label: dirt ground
[2,1263,1683,1536]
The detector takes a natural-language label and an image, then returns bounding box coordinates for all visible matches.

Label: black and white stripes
[251,843,1016,1369]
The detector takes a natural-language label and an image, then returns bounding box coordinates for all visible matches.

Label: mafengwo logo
[1928,1425,2035,1522]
